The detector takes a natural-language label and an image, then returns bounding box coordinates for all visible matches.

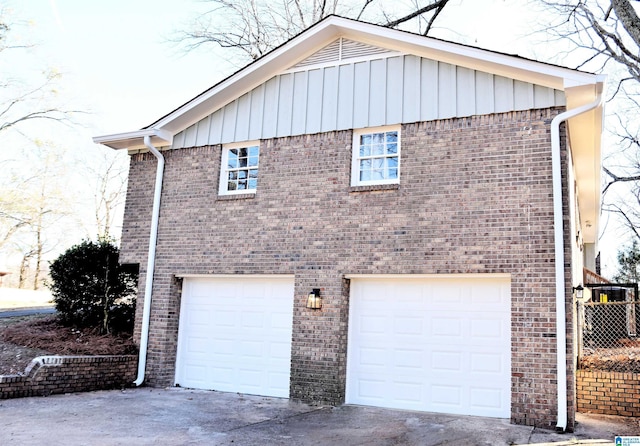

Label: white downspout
[134,135,165,386]
[551,91,603,431]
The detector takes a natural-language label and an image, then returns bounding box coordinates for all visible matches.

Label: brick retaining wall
[0,355,137,399]
[576,370,640,416]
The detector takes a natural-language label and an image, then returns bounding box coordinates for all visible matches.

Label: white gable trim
[146,16,603,137]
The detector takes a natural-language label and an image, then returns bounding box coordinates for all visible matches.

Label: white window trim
[351,125,401,187]
[219,140,260,195]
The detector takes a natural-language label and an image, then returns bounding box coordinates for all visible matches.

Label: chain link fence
[577,284,640,373]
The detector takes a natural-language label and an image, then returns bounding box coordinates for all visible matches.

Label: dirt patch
[0,314,137,376]
[579,353,640,373]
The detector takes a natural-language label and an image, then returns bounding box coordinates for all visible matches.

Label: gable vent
[292,38,394,69]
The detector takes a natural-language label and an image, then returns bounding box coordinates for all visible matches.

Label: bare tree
[85,150,129,240]
[174,0,450,62]
[0,8,80,138]
[1,141,71,289]
[539,0,640,241]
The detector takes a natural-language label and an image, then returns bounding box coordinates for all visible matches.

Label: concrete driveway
[0,388,638,445]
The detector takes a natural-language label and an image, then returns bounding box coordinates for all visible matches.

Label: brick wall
[0,355,137,399]
[121,107,573,429]
[577,370,640,416]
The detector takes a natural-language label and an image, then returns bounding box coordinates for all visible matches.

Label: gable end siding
[172,55,566,149]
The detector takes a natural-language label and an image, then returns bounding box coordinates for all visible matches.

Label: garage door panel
[212,310,235,326]
[431,384,462,408]
[394,316,424,335]
[431,351,462,371]
[175,277,294,398]
[346,276,511,418]
[395,348,423,369]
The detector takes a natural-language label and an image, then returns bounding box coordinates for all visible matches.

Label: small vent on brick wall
[291,37,394,69]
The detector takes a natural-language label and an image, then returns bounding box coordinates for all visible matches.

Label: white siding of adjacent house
[172,52,566,149]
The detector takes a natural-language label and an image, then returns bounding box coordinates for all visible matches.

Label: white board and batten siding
[175,276,294,398]
[172,41,565,149]
[346,275,511,418]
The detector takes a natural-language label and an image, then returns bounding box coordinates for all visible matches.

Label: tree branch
[383,0,449,28]
[602,166,640,194]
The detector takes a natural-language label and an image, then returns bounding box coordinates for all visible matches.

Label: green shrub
[48,239,138,334]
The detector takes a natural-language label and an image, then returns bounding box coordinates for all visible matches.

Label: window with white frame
[351,126,400,186]
[219,142,260,194]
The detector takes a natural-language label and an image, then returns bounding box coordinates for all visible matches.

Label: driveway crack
[223,406,331,433]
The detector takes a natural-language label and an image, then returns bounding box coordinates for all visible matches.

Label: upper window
[219,142,260,195]
[351,126,400,186]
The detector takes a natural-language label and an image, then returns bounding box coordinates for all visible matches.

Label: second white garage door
[346,275,511,418]
[175,276,294,398]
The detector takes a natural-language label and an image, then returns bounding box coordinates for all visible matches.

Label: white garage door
[175,276,294,398]
[346,276,511,418]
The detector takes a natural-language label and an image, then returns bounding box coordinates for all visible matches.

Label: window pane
[372,144,384,156]
[248,179,258,189]
[248,156,259,167]
[372,158,384,169]
[239,157,247,168]
[238,170,247,179]
[249,169,258,179]
[360,159,371,181]
[387,143,397,154]
[227,181,237,191]
[372,169,384,180]
[388,168,398,179]
[372,133,384,144]
[359,145,370,157]
[228,171,238,180]
[227,150,238,169]
[238,147,248,158]
[238,180,247,190]
[388,157,398,168]
[248,146,259,157]
[360,134,371,145]
[386,131,398,143]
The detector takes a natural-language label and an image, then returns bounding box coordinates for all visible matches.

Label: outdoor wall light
[573,285,584,300]
[306,288,322,309]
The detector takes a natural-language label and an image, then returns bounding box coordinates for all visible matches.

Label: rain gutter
[550,91,603,431]
[134,135,165,386]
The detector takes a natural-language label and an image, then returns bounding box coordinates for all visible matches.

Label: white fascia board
[93,129,173,150]
[334,18,600,91]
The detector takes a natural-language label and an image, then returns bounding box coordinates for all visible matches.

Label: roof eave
[564,79,606,245]
[92,129,173,150]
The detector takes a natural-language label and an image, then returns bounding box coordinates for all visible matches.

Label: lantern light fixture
[306,288,322,309]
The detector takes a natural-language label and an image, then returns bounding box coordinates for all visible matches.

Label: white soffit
[565,83,605,244]
[92,129,173,150]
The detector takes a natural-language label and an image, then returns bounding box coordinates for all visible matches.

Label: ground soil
[0,314,137,375]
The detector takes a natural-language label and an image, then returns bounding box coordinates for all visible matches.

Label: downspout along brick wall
[0,355,137,399]
[577,370,640,416]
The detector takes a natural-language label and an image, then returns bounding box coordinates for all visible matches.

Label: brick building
[94,16,606,431]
